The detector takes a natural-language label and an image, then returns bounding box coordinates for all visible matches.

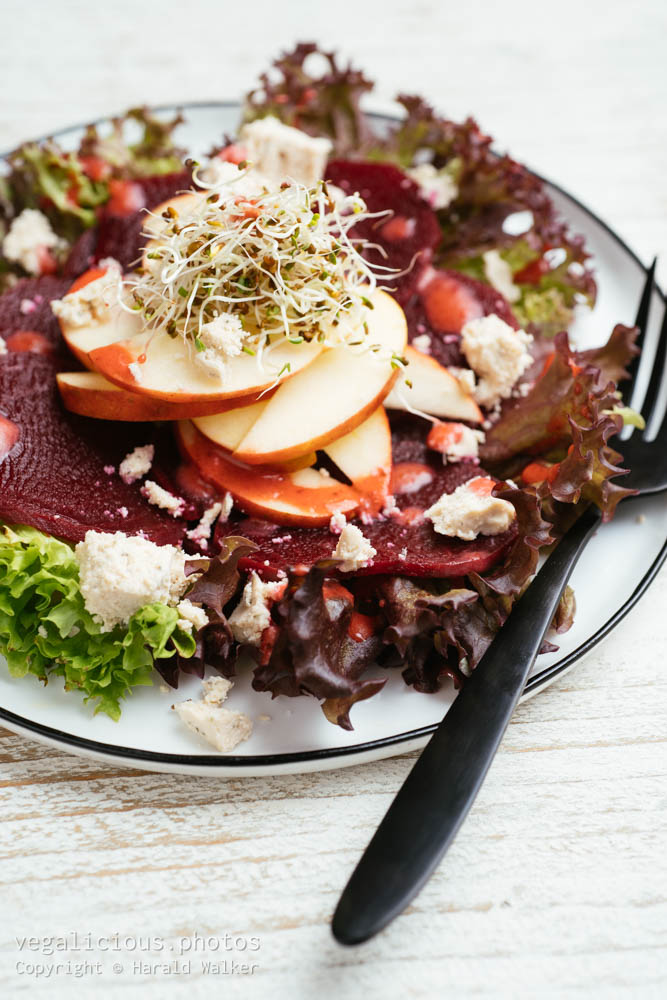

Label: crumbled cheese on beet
[228,572,287,646]
[2,209,62,275]
[460,314,533,409]
[0,336,7,355]
[141,480,185,517]
[51,261,122,327]
[425,478,515,541]
[427,421,485,463]
[329,510,347,534]
[482,250,521,303]
[75,530,190,631]
[407,163,459,210]
[186,497,231,546]
[174,677,252,752]
[412,333,432,354]
[119,444,154,484]
[239,116,332,186]
[332,523,376,572]
[176,598,209,633]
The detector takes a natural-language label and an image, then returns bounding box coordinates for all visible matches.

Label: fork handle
[332,505,602,946]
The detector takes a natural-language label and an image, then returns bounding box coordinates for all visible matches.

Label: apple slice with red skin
[56,371,259,422]
[232,290,407,464]
[88,327,322,405]
[177,420,360,526]
[323,406,392,516]
[55,266,143,370]
[385,345,483,423]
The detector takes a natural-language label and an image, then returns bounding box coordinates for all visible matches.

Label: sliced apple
[56,371,250,422]
[54,267,143,370]
[232,290,407,465]
[88,329,323,404]
[385,345,483,423]
[193,399,268,451]
[142,191,204,266]
[177,421,359,526]
[324,405,392,517]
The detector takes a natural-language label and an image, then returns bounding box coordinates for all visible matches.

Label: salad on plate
[0,44,639,752]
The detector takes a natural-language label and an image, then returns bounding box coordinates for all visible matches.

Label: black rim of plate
[1,102,665,770]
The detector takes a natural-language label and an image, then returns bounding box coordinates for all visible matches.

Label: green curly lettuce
[0,524,196,720]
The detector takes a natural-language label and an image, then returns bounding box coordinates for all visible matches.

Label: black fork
[332,261,667,946]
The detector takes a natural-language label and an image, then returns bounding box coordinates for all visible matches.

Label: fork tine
[622,258,657,404]
[638,294,667,432]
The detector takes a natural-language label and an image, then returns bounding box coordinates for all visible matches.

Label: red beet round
[0,353,185,546]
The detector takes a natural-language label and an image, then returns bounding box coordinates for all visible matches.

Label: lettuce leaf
[243,42,374,155]
[0,523,195,720]
[77,107,186,179]
[481,329,638,520]
[2,109,186,249]
[252,569,385,730]
[5,141,109,239]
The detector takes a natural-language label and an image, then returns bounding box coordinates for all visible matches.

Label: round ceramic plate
[1,103,666,776]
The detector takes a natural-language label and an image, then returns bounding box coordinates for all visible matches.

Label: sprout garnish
[121,162,396,377]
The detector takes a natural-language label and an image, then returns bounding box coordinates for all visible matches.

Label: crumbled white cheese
[177,598,209,633]
[329,510,347,535]
[75,530,190,631]
[460,314,533,409]
[482,250,521,303]
[141,480,185,517]
[0,336,7,355]
[239,116,332,186]
[451,367,477,397]
[186,498,231,546]
[200,313,244,357]
[228,571,286,646]
[119,444,154,484]
[407,163,459,210]
[174,677,252,752]
[332,523,376,572]
[50,260,122,327]
[194,349,228,382]
[195,313,246,381]
[2,209,62,275]
[412,333,432,354]
[425,478,515,541]
[202,675,232,705]
[429,422,485,463]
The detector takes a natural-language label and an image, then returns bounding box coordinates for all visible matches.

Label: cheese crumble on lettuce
[0,524,195,720]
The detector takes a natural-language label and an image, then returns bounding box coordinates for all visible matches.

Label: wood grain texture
[1,1,666,996]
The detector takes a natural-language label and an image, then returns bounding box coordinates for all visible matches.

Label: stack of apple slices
[56,274,483,528]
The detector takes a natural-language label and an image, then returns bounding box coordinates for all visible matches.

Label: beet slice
[325,160,441,299]
[216,413,516,578]
[0,352,185,546]
[0,276,74,363]
[403,267,520,368]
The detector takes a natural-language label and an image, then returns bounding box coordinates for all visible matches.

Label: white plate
[1,104,666,776]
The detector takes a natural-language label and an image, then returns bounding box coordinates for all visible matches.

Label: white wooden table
[1,2,666,996]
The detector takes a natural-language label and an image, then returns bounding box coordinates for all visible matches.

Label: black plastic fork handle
[332,504,602,946]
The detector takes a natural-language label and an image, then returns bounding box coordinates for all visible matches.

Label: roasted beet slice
[0,276,74,362]
[0,353,185,546]
[325,160,441,299]
[216,413,516,578]
[217,514,515,579]
[403,267,519,368]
